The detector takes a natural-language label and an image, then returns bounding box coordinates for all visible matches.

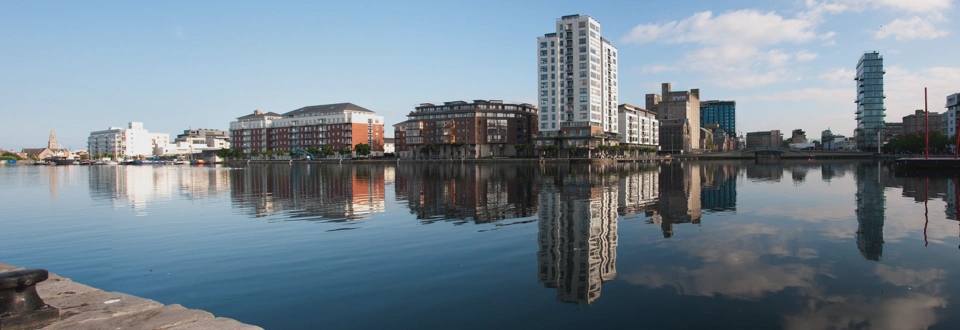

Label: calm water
[2,161,959,329]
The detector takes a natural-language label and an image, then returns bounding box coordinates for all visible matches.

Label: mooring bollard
[0,269,60,330]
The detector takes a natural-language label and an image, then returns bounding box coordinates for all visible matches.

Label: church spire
[48,129,58,150]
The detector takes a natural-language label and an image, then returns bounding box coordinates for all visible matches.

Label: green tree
[321,145,335,157]
[354,143,371,157]
[542,145,559,158]
[1,152,23,160]
[568,146,578,158]
[338,146,352,157]
[251,150,261,157]
[514,144,527,157]
[216,148,233,160]
[306,146,320,157]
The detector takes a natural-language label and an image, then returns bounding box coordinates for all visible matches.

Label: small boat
[173,160,189,165]
[50,155,76,165]
[190,159,206,165]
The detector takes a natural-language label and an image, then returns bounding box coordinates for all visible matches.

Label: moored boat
[50,156,76,165]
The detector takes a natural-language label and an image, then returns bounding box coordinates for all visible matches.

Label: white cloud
[875,265,946,288]
[783,293,947,330]
[796,50,819,62]
[836,0,952,13]
[641,64,678,74]
[748,87,853,103]
[621,10,818,46]
[875,16,950,40]
[173,26,184,38]
[884,66,960,119]
[620,9,829,88]
[818,68,856,84]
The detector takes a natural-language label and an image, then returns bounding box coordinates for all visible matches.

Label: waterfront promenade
[0,262,261,330]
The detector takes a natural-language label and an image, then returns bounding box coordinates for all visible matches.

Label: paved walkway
[1,262,262,330]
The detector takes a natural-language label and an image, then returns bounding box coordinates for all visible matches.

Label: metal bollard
[0,269,60,330]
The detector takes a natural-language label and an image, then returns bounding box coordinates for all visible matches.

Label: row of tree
[412,142,657,158]
[884,131,957,154]
[215,143,373,160]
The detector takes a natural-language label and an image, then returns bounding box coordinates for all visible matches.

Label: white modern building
[617,104,659,149]
[88,122,170,158]
[383,138,395,154]
[536,14,619,149]
[175,128,231,149]
[944,93,959,139]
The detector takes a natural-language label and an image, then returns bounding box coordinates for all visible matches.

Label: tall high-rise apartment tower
[536,15,619,149]
[855,51,885,151]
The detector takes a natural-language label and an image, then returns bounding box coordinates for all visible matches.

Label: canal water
[2,161,959,329]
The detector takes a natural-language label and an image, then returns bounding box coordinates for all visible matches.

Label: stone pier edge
[0,262,262,330]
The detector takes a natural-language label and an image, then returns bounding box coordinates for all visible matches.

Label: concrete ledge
[55,304,213,330]
[0,263,263,330]
[167,317,263,330]
[44,291,164,328]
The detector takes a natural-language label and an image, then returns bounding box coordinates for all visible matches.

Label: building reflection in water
[537,165,618,304]
[88,166,230,213]
[654,162,702,238]
[229,164,385,222]
[854,162,886,261]
[393,164,538,224]
[700,163,737,213]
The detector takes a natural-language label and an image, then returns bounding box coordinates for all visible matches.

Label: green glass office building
[700,100,736,137]
[855,51,885,151]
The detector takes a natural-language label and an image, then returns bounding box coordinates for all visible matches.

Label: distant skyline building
[647,83,701,153]
[746,130,782,148]
[535,14,619,150]
[903,109,942,136]
[791,129,808,144]
[883,122,902,143]
[87,122,169,157]
[855,51,885,151]
[699,100,736,137]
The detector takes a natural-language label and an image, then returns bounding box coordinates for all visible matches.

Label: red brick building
[229,103,385,157]
[394,100,538,159]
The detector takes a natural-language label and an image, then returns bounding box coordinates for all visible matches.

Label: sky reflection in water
[1,161,959,329]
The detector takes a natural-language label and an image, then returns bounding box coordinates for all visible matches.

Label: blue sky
[2,0,959,150]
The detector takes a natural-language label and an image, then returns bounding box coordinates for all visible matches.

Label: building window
[541,74,547,80]
[579,38,586,45]
[578,22,586,28]
[541,99,548,105]
[580,96,588,102]
[541,82,548,88]
[540,58,547,64]
[540,91,548,96]
[541,66,548,72]
[540,50,547,56]
[540,42,547,48]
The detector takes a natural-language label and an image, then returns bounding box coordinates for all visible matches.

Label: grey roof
[283,103,373,117]
[236,112,282,120]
